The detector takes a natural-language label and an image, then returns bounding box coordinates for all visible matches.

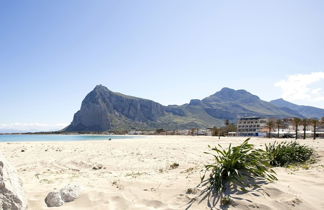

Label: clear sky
[1,0,324,131]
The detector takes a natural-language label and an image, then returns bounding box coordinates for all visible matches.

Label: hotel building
[237,117,268,136]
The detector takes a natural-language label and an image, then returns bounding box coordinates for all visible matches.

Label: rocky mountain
[270,98,324,119]
[65,85,304,132]
[65,85,166,131]
[200,88,302,119]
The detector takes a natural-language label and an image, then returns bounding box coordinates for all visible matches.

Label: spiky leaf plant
[200,139,277,198]
[265,141,314,167]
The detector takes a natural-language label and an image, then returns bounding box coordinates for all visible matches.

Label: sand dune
[1,136,324,209]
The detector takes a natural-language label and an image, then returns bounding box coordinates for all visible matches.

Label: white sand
[1,136,324,210]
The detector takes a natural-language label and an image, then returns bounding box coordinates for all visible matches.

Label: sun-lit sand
[1,136,324,210]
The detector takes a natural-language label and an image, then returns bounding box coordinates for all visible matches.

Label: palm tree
[310,118,319,140]
[190,128,198,136]
[211,126,219,136]
[265,119,275,138]
[293,118,301,139]
[302,119,309,139]
[275,119,284,138]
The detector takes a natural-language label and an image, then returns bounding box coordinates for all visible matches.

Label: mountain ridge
[64,85,316,132]
[270,98,324,119]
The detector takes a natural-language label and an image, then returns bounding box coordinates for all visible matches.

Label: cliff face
[65,85,304,132]
[65,85,166,132]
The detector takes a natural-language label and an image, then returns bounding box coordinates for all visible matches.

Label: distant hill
[270,98,324,119]
[64,85,304,132]
[200,88,302,119]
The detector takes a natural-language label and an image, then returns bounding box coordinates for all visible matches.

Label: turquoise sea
[0,135,136,142]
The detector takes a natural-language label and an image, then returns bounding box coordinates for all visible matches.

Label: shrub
[200,139,277,197]
[265,141,314,167]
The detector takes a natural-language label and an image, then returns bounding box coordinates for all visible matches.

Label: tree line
[210,120,237,137]
[265,117,324,140]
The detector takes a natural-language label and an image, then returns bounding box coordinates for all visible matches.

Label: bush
[200,139,277,196]
[265,141,314,167]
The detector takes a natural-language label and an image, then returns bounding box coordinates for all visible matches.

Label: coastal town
[128,117,324,138]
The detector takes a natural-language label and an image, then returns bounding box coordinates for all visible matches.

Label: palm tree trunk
[277,126,280,138]
[313,122,317,140]
[303,126,306,139]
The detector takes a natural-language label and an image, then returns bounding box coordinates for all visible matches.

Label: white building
[237,117,268,136]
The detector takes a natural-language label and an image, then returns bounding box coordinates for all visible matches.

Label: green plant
[200,139,277,197]
[265,141,314,167]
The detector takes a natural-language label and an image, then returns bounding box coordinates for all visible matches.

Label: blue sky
[1,0,324,131]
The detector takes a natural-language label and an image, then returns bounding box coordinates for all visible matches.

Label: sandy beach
[1,136,324,210]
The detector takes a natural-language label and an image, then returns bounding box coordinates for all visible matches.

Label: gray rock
[60,184,81,202]
[64,85,166,132]
[44,191,64,207]
[0,152,27,210]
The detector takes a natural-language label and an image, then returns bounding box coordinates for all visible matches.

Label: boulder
[0,152,27,210]
[45,184,81,207]
[44,192,64,207]
[60,184,81,202]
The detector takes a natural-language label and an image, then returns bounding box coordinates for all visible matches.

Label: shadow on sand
[185,177,270,210]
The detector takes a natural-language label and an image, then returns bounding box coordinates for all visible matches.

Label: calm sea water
[0,135,136,142]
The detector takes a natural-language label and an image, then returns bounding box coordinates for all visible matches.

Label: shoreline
[0,134,141,143]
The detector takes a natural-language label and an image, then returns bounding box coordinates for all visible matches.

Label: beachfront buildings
[237,117,268,136]
[237,117,324,138]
